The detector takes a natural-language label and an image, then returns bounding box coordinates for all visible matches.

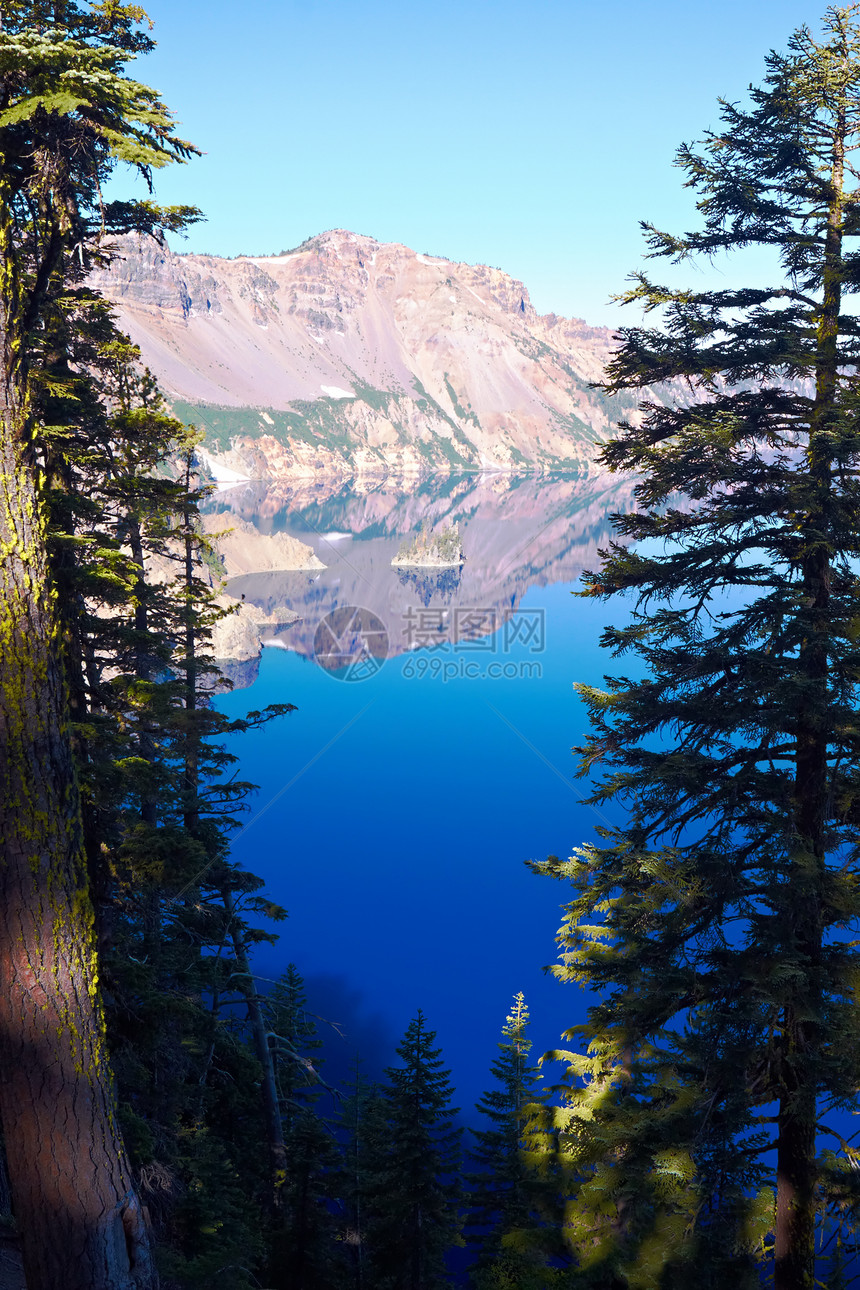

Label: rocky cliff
[92,231,642,479]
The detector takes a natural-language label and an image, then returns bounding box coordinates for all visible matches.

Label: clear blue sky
[130,0,820,327]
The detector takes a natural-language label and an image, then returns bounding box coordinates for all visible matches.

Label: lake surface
[210,470,638,1116]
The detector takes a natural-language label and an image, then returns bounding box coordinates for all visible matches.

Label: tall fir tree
[336,1058,391,1290]
[370,1011,463,1290]
[467,993,562,1288]
[533,7,860,1289]
[263,963,346,1290]
[51,325,294,1287]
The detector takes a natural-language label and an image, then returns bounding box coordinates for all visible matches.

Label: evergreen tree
[336,1059,390,1290]
[467,993,560,1287]
[535,7,860,1289]
[370,1011,462,1290]
[0,5,197,1284]
[0,10,319,1286]
[33,201,302,1290]
[264,964,347,1290]
[0,44,292,1277]
[95,427,294,1287]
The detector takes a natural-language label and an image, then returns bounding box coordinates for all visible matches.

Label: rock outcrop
[199,512,325,578]
[201,517,316,667]
[138,516,316,671]
[92,231,641,478]
[208,598,299,665]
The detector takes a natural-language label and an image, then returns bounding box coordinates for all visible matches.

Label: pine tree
[336,1059,390,1290]
[0,11,315,1285]
[534,7,860,1289]
[264,965,346,1289]
[370,1010,462,1290]
[467,993,561,1287]
[0,6,198,1284]
[97,435,293,1285]
[50,300,298,1285]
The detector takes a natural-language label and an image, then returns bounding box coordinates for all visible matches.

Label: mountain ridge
[92,230,639,478]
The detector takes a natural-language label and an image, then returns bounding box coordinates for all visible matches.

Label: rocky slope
[208,599,299,672]
[138,516,318,673]
[92,231,642,478]
[200,514,321,673]
[199,511,325,578]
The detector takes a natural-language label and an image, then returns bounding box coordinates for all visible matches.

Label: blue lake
[211,471,637,1116]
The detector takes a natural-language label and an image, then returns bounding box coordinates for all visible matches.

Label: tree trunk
[775,106,845,1290]
[181,462,199,838]
[775,1091,817,1290]
[223,888,288,1205]
[0,392,158,1286]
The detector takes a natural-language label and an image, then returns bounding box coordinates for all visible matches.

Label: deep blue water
[213,473,634,1117]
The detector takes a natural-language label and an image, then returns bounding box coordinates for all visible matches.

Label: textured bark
[0,386,158,1285]
[775,1099,817,1290]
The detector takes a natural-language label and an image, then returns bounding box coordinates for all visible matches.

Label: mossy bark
[0,381,158,1285]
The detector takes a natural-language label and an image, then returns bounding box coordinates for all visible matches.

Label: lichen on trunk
[0,376,158,1288]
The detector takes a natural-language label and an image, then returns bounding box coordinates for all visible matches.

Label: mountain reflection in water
[204,470,637,686]
[208,471,641,1117]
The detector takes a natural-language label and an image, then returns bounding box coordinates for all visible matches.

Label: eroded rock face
[208,598,299,664]
[92,231,638,477]
[138,516,315,670]
[198,512,326,578]
[201,516,317,667]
